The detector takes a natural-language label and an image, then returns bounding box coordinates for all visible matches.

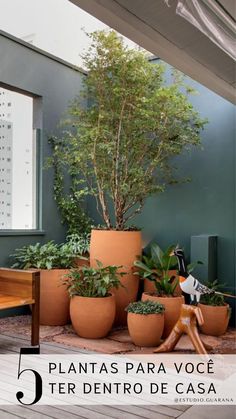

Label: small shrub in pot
[198,281,231,336]
[11,241,77,326]
[65,262,125,338]
[125,300,165,347]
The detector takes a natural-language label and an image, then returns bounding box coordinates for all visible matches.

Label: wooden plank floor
[0,332,234,419]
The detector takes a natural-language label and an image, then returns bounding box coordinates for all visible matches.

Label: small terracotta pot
[90,229,142,326]
[142,292,184,338]
[198,303,230,336]
[127,312,164,347]
[144,270,181,296]
[70,294,116,338]
[40,269,70,326]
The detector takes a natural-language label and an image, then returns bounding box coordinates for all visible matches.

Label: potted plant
[125,300,165,347]
[136,243,202,338]
[51,30,207,325]
[198,281,231,336]
[135,243,181,295]
[11,241,77,326]
[65,233,90,267]
[65,262,125,338]
[135,243,184,338]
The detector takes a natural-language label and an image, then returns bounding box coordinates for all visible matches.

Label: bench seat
[0,293,35,310]
[0,268,40,346]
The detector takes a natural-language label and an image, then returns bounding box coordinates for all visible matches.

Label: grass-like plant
[125,300,165,315]
[64,261,125,297]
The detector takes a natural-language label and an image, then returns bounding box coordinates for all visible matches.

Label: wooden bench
[0,268,40,346]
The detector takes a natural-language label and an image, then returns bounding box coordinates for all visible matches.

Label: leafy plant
[135,243,203,296]
[134,243,179,296]
[200,280,229,307]
[125,300,165,315]
[65,232,91,256]
[48,136,92,235]
[11,241,76,270]
[53,30,207,231]
[64,261,126,297]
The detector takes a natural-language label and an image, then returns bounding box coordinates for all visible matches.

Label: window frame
[0,84,44,236]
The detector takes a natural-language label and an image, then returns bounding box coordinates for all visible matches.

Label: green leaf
[150,243,164,267]
[134,260,153,273]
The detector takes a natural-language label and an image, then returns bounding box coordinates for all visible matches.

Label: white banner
[0,354,235,406]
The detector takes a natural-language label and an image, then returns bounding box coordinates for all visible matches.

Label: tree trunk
[115,215,125,231]
[115,201,125,230]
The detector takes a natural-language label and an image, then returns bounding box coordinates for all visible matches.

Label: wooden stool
[154,304,212,355]
[0,268,40,346]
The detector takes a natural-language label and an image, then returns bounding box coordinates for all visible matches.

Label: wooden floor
[0,332,235,419]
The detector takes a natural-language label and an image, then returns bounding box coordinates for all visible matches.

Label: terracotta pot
[198,303,230,336]
[90,229,142,325]
[70,294,116,338]
[127,312,164,347]
[142,292,184,338]
[74,253,90,268]
[40,269,70,326]
[144,270,181,296]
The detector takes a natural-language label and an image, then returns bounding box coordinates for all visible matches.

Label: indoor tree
[52,30,207,231]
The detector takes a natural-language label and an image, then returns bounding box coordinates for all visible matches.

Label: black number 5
[16,347,42,405]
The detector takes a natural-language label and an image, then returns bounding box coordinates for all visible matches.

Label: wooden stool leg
[201,340,212,350]
[154,304,211,355]
[187,324,208,355]
[154,324,183,353]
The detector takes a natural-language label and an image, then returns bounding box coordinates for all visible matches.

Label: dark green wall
[0,30,86,266]
[136,61,235,296]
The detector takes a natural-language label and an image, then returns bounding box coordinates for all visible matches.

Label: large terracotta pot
[144,270,181,296]
[40,269,70,326]
[90,229,142,325]
[70,294,116,338]
[198,303,230,336]
[127,312,164,347]
[142,292,184,338]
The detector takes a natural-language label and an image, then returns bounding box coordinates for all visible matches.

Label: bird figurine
[172,247,215,304]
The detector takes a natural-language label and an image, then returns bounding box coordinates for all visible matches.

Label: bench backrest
[0,268,40,300]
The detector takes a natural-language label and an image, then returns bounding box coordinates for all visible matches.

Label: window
[0,87,37,230]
